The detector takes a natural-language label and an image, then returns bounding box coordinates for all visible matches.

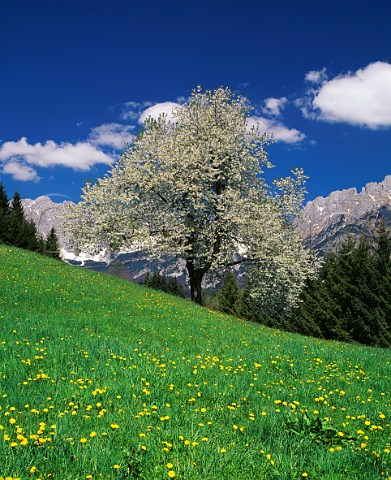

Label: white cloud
[89,123,135,150]
[305,68,328,84]
[301,62,391,128]
[0,137,114,172]
[247,116,306,144]
[121,100,153,120]
[1,161,40,182]
[138,102,179,124]
[262,97,288,117]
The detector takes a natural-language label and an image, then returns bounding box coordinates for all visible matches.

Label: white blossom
[63,86,316,311]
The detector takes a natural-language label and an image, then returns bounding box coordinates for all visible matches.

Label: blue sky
[0,0,390,203]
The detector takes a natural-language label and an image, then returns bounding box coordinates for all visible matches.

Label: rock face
[22,196,73,245]
[299,176,391,253]
[22,175,391,281]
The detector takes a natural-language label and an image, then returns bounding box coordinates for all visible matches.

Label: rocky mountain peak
[22,195,73,242]
[300,175,391,252]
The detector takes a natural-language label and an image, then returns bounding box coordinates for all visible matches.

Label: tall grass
[0,245,390,479]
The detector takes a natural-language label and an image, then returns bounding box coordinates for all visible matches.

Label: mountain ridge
[300,175,391,252]
[21,175,391,281]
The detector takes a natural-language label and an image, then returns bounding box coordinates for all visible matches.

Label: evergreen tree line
[289,220,391,347]
[0,183,61,259]
[143,272,185,298]
[213,221,391,347]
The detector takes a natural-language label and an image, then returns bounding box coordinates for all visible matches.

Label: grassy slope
[0,245,390,480]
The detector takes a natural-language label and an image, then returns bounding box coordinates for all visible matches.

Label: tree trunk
[186,260,207,305]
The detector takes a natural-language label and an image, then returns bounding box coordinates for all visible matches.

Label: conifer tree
[167,276,185,297]
[37,234,46,255]
[143,271,184,298]
[150,272,166,292]
[143,272,153,288]
[373,217,391,272]
[6,190,45,253]
[45,227,62,259]
[23,219,44,252]
[218,271,241,316]
[8,191,27,247]
[371,218,391,345]
[236,285,255,321]
[0,183,10,244]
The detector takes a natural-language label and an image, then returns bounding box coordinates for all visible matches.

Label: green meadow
[0,245,390,480]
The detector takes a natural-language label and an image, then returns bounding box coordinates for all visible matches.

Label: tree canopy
[64,86,315,310]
